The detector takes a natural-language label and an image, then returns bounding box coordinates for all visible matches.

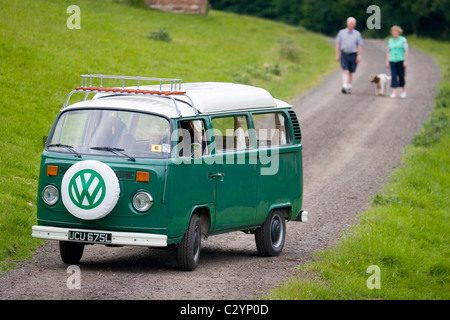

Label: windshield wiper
[90,146,136,162]
[47,144,81,158]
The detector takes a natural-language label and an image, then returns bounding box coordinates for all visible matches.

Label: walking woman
[386,25,408,98]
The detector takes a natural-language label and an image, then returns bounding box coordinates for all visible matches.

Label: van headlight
[42,185,59,206]
[132,191,153,212]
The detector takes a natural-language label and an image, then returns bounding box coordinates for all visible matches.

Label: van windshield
[48,109,171,159]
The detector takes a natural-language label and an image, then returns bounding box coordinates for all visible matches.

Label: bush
[148,28,172,42]
[435,84,449,109]
[119,0,147,9]
[412,110,449,147]
[279,38,301,63]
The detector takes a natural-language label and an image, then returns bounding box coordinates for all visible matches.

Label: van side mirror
[43,135,48,147]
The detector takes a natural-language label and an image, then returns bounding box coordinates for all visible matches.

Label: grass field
[0,0,336,272]
[264,38,450,300]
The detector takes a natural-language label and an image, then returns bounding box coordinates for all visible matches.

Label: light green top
[388,36,408,62]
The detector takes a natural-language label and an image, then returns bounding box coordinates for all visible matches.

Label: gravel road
[0,39,440,300]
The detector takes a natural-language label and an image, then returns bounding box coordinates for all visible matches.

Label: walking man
[335,17,363,94]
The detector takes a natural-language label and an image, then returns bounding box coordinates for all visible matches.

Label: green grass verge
[264,38,450,300]
[0,0,336,273]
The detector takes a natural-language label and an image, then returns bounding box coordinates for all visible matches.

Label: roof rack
[62,74,198,117]
[80,74,183,91]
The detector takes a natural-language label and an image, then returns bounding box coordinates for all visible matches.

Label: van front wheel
[177,214,201,271]
[59,241,85,264]
[255,210,286,257]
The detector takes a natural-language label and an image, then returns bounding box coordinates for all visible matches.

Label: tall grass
[0,0,336,272]
[264,38,450,300]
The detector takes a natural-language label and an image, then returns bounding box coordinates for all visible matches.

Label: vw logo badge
[68,169,106,209]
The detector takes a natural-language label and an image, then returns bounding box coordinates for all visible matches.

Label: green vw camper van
[32,75,307,271]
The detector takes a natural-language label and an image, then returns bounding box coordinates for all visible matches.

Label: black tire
[59,241,85,264]
[177,214,201,271]
[255,210,286,257]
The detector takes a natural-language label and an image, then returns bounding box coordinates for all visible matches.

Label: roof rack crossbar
[62,88,183,117]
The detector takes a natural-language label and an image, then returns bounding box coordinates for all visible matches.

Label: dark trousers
[389,61,405,88]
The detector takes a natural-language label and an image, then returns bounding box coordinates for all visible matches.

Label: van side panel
[249,109,303,223]
[255,145,303,224]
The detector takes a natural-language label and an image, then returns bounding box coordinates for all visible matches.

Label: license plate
[68,230,112,244]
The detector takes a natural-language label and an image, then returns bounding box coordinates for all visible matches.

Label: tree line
[209,0,449,39]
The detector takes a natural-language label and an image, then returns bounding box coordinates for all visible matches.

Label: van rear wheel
[59,241,85,264]
[177,214,201,271]
[255,210,286,257]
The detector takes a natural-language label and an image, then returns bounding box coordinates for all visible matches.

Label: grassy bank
[264,38,450,300]
[0,0,336,272]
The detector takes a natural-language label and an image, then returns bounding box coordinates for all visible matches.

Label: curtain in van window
[234,116,246,150]
[275,113,287,145]
[191,120,205,158]
[190,120,203,143]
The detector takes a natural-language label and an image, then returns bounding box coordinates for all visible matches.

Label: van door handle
[208,173,225,179]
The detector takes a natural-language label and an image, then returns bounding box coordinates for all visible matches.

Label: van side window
[252,112,291,147]
[211,115,250,152]
[177,119,209,158]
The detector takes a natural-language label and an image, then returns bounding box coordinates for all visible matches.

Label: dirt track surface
[0,39,440,300]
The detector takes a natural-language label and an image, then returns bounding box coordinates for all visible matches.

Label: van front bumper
[32,225,167,247]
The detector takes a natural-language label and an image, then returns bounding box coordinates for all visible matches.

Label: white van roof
[63,76,291,118]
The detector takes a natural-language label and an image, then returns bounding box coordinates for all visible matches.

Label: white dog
[371,73,391,96]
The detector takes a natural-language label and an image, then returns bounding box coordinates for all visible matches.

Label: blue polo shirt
[335,28,363,54]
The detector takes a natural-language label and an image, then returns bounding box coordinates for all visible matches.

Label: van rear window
[252,112,291,147]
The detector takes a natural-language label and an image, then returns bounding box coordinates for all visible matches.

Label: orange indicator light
[136,171,150,182]
[47,165,58,177]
